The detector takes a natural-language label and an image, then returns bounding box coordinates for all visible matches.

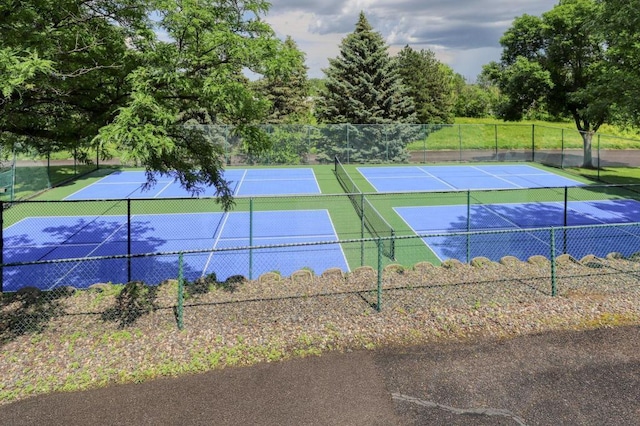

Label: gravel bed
[1,255,640,404]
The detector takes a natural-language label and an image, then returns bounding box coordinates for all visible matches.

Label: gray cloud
[265,0,558,80]
[272,0,556,50]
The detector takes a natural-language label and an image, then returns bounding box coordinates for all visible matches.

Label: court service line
[469,166,526,188]
[153,180,175,198]
[416,167,458,190]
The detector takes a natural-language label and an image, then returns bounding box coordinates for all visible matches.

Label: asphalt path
[3,326,639,425]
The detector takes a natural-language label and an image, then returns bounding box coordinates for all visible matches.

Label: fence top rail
[4,221,640,268]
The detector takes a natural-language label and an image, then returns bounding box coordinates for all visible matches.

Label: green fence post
[550,227,557,297]
[360,193,365,266]
[422,124,427,163]
[458,124,462,162]
[531,124,536,162]
[494,124,498,159]
[47,151,51,183]
[10,144,16,202]
[249,197,254,280]
[561,128,565,168]
[376,237,383,312]
[563,187,568,254]
[177,252,184,330]
[466,190,471,263]
[0,200,3,293]
[127,199,131,282]
[346,124,350,164]
[597,134,601,181]
[385,126,389,162]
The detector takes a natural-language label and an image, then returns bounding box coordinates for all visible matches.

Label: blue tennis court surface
[66,168,321,200]
[358,164,583,192]
[4,210,348,291]
[395,199,640,262]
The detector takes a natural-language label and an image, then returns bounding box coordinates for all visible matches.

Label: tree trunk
[581,131,594,169]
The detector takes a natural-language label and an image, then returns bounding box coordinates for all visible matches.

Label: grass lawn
[406,118,640,151]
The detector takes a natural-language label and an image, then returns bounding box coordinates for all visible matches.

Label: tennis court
[395,199,640,261]
[65,168,321,200]
[358,164,583,192]
[3,209,348,291]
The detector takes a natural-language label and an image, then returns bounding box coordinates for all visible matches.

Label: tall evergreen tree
[396,46,454,124]
[315,12,417,163]
[256,36,310,124]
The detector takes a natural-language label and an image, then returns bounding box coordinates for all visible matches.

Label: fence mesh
[3,224,640,338]
[334,157,395,259]
[4,123,640,202]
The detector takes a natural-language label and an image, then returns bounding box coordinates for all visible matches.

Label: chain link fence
[3,222,640,339]
[3,123,640,201]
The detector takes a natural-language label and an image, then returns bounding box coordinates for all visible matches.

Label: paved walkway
[3,326,639,425]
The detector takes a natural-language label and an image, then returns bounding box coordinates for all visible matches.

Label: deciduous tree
[484,0,607,167]
[396,46,454,124]
[1,0,297,207]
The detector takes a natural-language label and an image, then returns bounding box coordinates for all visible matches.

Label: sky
[264,0,558,82]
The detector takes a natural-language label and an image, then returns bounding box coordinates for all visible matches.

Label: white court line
[470,166,525,188]
[202,211,232,276]
[201,209,349,274]
[152,181,175,198]
[232,169,249,195]
[416,167,458,190]
[243,177,317,182]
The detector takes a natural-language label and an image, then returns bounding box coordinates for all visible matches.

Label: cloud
[265,0,558,80]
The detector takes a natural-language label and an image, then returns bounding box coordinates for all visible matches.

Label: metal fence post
[466,190,471,263]
[531,124,536,162]
[494,124,498,159]
[597,134,601,180]
[376,237,383,312]
[563,187,568,254]
[550,227,557,297]
[458,124,462,162]
[360,193,365,266]
[0,200,3,293]
[127,199,132,282]
[346,124,350,164]
[249,197,254,280]
[561,128,565,168]
[422,124,427,163]
[177,252,184,330]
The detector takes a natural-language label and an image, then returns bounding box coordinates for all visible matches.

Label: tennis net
[334,156,395,259]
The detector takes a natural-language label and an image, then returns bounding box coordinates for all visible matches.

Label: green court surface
[7,163,634,273]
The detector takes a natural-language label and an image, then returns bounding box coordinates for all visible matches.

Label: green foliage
[0,49,53,98]
[315,13,416,163]
[485,0,608,167]
[599,0,640,127]
[315,12,415,125]
[314,124,423,164]
[1,0,298,207]
[451,74,500,118]
[396,46,454,124]
[254,36,311,124]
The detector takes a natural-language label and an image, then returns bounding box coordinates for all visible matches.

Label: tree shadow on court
[431,197,640,263]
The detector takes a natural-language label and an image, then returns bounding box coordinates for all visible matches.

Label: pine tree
[256,36,311,124]
[315,12,418,163]
[396,46,455,124]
